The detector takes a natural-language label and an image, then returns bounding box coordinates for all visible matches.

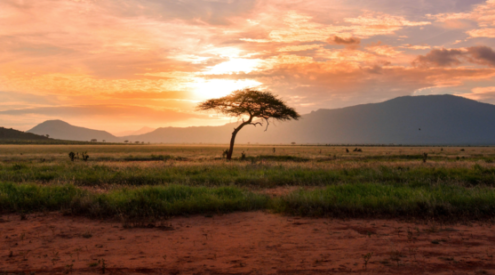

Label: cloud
[247,11,431,44]
[365,42,402,57]
[413,48,465,67]
[344,11,431,29]
[458,87,495,103]
[467,28,495,38]
[467,46,495,66]
[431,0,495,38]
[400,44,431,50]
[103,0,259,25]
[277,45,321,52]
[0,91,59,109]
[0,104,202,123]
[413,46,495,67]
[327,35,361,47]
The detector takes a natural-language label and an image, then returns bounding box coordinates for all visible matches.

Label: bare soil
[2,212,495,274]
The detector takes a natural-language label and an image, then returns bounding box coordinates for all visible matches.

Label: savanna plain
[2,144,495,274]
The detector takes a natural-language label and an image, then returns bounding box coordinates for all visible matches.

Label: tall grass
[0,182,85,213]
[0,182,268,218]
[1,162,495,187]
[3,181,495,220]
[273,184,495,220]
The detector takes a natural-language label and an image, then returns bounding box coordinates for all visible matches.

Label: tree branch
[250,122,263,127]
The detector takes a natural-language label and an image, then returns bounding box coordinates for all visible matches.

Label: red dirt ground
[1,211,495,274]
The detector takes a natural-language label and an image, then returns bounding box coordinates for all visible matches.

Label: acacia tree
[197,89,300,160]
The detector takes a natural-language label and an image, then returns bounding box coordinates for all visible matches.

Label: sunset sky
[2,0,495,134]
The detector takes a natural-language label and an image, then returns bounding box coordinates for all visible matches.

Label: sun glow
[204,58,263,75]
[192,78,262,99]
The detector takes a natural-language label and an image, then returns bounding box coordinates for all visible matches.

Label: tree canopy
[197,89,300,159]
[197,88,300,126]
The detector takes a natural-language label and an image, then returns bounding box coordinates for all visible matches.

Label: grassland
[1,144,495,221]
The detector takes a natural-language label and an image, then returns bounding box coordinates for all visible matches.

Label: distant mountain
[28,120,121,142]
[123,125,233,144]
[26,95,495,145]
[0,127,51,140]
[127,95,495,145]
[114,126,155,137]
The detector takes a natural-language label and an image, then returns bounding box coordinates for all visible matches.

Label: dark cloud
[414,46,495,68]
[328,35,361,46]
[467,46,495,67]
[413,48,465,67]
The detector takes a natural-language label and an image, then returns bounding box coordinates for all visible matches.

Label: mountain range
[114,127,155,137]
[25,95,495,145]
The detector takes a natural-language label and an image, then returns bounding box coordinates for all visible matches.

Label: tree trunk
[226,118,252,160]
[226,130,239,160]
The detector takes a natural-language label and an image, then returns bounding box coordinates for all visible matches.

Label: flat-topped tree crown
[197,89,300,122]
[197,88,300,160]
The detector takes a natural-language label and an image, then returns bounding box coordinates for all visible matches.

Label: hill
[0,127,50,140]
[28,120,121,142]
[128,95,495,145]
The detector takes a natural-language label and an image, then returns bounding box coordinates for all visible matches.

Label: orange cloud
[467,28,495,38]
[244,10,430,43]
[431,0,495,37]
[458,87,495,103]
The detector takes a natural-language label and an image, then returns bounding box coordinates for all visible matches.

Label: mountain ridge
[28,120,121,142]
[25,95,495,145]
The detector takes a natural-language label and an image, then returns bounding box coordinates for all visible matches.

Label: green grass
[2,145,495,221]
[273,183,495,220]
[1,162,495,187]
[0,182,86,213]
[2,181,495,220]
[0,182,268,218]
